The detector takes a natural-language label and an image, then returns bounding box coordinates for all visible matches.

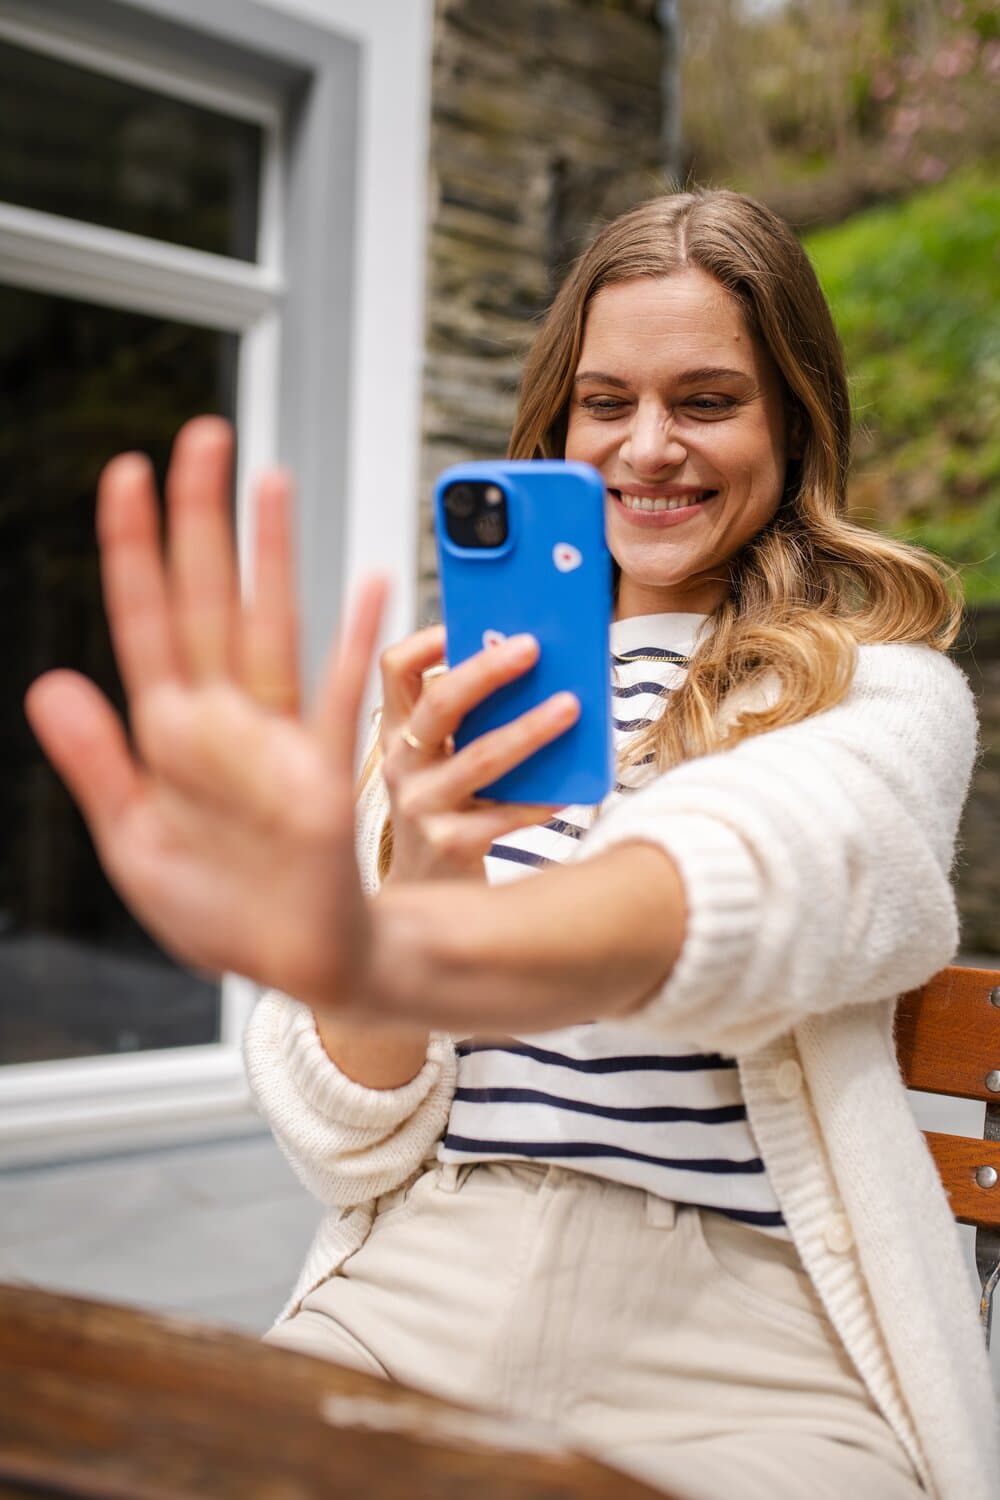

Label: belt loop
[438,1162,461,1194]
[438,1162,477,1194]
[645,1193,677,1229]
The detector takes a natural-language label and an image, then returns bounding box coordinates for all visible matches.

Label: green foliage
[803,166,1000,601]
[679,0,1000,227]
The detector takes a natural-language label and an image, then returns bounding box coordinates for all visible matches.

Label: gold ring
[400,723,436,753]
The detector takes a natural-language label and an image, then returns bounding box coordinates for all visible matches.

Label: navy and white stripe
[439,613,788,1235]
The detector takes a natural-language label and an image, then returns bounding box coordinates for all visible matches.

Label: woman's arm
[314,1016,432,1087]
[368,842,687,1034]
[28,421,977,1064]
[243,994,456,1207]
[356,642,976,1055]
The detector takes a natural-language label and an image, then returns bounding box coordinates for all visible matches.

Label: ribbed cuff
[268,994,448,1129]
[579,812,762,1031]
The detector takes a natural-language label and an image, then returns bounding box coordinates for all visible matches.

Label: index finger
[379,624,447,734]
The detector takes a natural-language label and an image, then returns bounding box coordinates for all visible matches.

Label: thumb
[25,671,143,845]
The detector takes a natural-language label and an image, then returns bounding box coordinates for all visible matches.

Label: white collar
[610,611,713,659]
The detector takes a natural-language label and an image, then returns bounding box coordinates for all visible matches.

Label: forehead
[578,269,757,374]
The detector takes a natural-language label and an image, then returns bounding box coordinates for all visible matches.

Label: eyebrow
[574,366,753,387]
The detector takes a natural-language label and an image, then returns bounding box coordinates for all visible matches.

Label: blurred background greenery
[679,0,999,600]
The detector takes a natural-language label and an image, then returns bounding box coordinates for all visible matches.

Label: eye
[582,396,628,415]
[686,396,736,414]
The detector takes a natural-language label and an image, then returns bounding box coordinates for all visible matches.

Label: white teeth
[619,491,709,512]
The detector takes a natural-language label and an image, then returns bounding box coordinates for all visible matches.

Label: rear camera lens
[474,511,505,545]
[444,483,477,519]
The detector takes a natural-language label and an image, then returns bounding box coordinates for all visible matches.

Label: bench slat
[896,966,1000,1101]
[923,1131,1000,1228]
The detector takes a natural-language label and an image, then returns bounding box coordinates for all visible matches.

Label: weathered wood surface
[896,964,1000,1229]
[895,963,1000,1102]
[0,1284,665,1500]
[922,1131,1000,1228]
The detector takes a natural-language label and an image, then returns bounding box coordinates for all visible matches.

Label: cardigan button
[774,1059,803,1099]
[824,1213,854,1254]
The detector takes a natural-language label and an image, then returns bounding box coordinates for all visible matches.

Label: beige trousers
[266,1160,923,1499]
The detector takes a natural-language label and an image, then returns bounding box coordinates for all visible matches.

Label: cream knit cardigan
[244,640,999,1499]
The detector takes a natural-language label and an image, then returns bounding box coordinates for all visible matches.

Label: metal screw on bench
[990,986,1000,1007]
[977,1167,999,1189]
[986,1071,1000,1093]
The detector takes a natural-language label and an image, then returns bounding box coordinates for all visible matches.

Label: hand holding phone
[434,460,613,805]
[377,623,581,882]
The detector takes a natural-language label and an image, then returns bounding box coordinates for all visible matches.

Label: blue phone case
[433,459,613,805]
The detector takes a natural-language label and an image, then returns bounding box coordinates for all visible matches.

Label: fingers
[24,671,144,849]
[390,691,579,811]
[165,417,239,682]
[241,470,301,715]
[404,634,540,749]
[420,800,565,863]
[97,451,179,699]
[314,573,392,770]
[379,625,447,738]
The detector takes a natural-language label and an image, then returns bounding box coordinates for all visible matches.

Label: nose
[620,400,687,478]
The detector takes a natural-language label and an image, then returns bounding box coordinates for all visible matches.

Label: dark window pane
[0,284,238,1064]
[0,41,261,261]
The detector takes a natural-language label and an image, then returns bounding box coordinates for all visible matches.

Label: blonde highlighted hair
[509,187,962,774]
[368,188,963,877]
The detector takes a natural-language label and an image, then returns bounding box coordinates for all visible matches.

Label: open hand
[25,417,385,1013]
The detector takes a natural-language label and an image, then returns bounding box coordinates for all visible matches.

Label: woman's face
[564,269,793,618]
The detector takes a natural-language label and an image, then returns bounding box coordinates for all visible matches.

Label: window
[0,0,370,1164]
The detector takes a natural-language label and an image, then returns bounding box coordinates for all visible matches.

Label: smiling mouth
[611,488,718,513]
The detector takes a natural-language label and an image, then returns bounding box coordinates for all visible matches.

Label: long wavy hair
[367,188,962,879]
[509,187,962,774]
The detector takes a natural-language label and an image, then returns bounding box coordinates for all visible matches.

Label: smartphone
[433,459,613,805]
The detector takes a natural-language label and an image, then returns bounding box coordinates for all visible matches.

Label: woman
[26,189,996,1499]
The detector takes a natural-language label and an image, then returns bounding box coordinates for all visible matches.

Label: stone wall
[952,607,1000,957]
[418,0,670,618]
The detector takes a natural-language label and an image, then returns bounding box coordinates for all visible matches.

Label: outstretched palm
[25,417,386,1013]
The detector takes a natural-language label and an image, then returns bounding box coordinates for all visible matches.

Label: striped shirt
[438,611,788,1236]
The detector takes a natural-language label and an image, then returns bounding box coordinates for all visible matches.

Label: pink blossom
[891,106,923,137]
[916,154,947,183]
[871,67,896,101]
[934,32,978,77]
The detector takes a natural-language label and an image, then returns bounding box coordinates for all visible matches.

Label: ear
[786,405,805,462]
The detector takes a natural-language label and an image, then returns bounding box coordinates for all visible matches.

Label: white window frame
[0,10,283,1165]
[0,0,433,1168]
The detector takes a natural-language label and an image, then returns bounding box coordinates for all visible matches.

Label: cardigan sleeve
[242,722,457,1207]
[243,994,457,1207]
[577,642,979,1056]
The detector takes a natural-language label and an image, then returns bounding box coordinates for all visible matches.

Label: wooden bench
[0,1282,664,1498]
[895,962,1000,1342]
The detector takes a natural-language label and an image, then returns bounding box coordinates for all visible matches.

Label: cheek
[565,412,618,465]
[564,418,593,462]
[719,423,786,501]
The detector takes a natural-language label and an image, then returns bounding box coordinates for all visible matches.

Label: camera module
[442,480,508,549]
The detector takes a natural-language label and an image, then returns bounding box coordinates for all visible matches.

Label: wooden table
[0,1284,666,1498]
